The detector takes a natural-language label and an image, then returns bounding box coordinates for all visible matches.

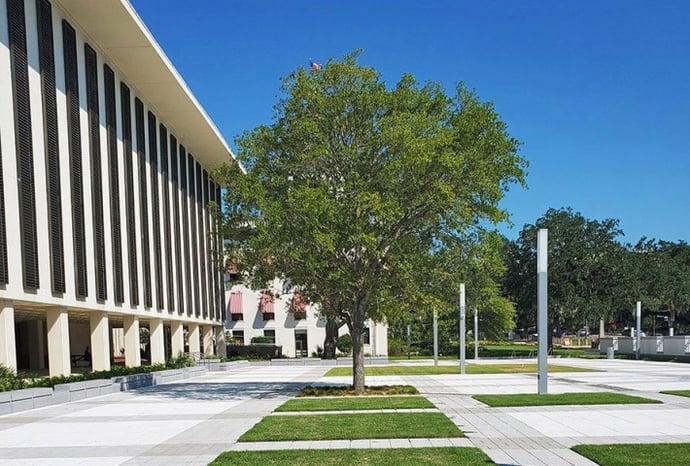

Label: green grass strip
[324,363,595,377]
[473,392,660,407]
[276,395,434,411]
[661,390,690,398]
[239,412,462,441]
[211,447,493,465]
[572,443,690,466]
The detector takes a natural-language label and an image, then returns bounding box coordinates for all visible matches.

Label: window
[232,330,244,345]
[260,292,275,320]
[363,328,371,345]
[263,330,275,344]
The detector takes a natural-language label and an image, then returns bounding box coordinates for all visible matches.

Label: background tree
[216,51,526,391]
[630,239,690,334]
[504,207,627,340]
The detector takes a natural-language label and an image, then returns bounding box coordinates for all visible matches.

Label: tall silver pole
[537,229,548,394]
[636,301,642,360]
[433,310,438,366]
[474,308,479,360]
[459,283,466,374]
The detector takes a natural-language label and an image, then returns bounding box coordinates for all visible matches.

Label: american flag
[310,61,323,71]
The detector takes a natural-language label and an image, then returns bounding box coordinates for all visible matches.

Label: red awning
[260,292,275,313]
[292,292,307,312]
[227,292,243,314]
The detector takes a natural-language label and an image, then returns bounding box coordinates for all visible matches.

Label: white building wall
[225,280,388,358]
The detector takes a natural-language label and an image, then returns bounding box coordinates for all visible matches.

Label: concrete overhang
[52,0,239,172]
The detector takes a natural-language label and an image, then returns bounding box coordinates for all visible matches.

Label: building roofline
[53,0,237,171]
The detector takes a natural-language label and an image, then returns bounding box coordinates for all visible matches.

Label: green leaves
[215,51,526,387]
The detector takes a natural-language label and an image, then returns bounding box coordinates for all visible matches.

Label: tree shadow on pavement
[133,382,308,401]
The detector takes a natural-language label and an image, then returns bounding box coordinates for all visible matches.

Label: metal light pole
[537,229,548,394]
[433,310,438,366]
[636,301,642,360]
[459,283,466,375]
[474,308,479,360]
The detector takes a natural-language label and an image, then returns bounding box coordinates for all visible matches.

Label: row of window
[2,0,224,319]
[229,329,372,345]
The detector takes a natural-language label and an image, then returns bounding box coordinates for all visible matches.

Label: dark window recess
[170,136,183,314]
[62,20,87,297]
[120,83,138,305]
[263,330,276,343]
[148,111,163,309]
[363,328,371,345]
[104,64,123,303]
[216,185,223,321]
[36,0,64,293]
[8,0,39,289]
[160,125,174,312]
[231,314,243,322]
[196,163,207,319]
[179,145,192,315]
[202,170,213,319]
[208,181,217,320]
[135,98,151,308]
[0,132,7,284]
[84,44,107,301]
[187,154,198,317]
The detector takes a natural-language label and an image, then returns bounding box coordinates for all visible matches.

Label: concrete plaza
[1,358,690,465]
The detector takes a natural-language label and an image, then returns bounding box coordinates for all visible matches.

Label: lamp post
[459,283,466,375]
[537,228,548,394]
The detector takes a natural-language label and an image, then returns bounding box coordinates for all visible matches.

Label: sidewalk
[1,358,690,465]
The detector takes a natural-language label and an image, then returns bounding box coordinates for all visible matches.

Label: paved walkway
[2,358,690,465]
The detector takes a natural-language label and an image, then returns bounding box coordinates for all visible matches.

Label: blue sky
[130,0,689,244]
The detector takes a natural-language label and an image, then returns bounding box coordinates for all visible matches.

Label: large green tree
[217,52,525,390]
[505,208,628,338]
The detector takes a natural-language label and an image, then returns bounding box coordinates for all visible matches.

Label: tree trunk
[322,317,339,359]
[351,322,365,391]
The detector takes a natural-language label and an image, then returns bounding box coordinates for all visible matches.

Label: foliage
[572,443,690,466]
[216,52,525,392]
[504,207,628,335]
[211,447,494,466]
[250,336,273,344]
[1,353,196,392]
[335,334,353,355]
[238,412,463,442]
[324,363,595,377]
[473,392,659,407]
[299,384,419,397]
[276,396,433,411]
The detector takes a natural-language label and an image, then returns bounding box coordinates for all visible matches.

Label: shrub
[336,334,353,355]
[250,336,273,344]
[0,364,23,391]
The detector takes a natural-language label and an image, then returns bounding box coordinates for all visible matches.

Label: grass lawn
[299,384,418,396]
[211,447,494,465]
[661,390,690,398]
[473,392,660,407]
[572,443,690,466]
[239,412,462,441]
[324,363,595,377]
[276,395,434,411]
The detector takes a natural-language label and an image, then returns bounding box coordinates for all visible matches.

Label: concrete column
[149,318,165,365]
[123,315,141,367]
[0,301,17,372]
[215,326,227,358]
[46,308,71,376]
[171,321,184,357]
[89,312,111,371]
[203,326,214,356]
[188,323,200,355]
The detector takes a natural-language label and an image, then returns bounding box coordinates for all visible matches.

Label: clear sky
[130,0,689,244]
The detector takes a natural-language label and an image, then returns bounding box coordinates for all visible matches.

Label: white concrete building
[225,280,388,358]
[0,0,229,375]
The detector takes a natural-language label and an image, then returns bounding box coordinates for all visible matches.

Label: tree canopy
[216,52,526,390]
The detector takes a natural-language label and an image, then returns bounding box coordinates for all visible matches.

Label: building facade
[0,0,229,376]
[225,280,388,358]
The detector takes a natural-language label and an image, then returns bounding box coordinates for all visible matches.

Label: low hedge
[2,352,195,392]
